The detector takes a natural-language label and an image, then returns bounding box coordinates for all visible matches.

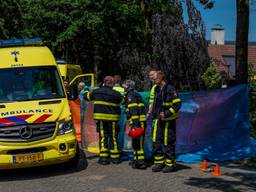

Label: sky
[182,0,256,42]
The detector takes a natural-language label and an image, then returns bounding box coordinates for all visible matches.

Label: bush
[201,62,222,89]
[248,64,256,138]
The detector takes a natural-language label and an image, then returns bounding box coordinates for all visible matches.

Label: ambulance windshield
[0,66,65,102]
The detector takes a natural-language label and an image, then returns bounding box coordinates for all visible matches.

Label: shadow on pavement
[85,151,99,160]
[222,160,256,171]
[0,150,88,182]
[184,162,256,192]
[176,163,192,171]
[185,176,256,192]
[142,158,192,171]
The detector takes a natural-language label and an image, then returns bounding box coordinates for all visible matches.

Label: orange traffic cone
[201,160,207,171]
[213,163,221,176]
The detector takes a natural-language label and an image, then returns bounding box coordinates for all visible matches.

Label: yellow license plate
[13,153,44,164]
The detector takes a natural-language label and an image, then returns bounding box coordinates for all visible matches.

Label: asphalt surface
[0,152,256,192]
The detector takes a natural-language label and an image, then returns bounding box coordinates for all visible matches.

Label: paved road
[1,152,256,192]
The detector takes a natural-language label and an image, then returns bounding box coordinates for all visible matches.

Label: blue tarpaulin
[121,84,256,163]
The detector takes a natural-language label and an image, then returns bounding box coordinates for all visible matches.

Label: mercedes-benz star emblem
[19,126,33,139]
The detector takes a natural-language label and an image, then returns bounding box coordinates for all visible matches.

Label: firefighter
[113,75,125,95]
[122,80,147,169]
[147,70,157,116]
[151,71,181,173]
[84,76,123,165]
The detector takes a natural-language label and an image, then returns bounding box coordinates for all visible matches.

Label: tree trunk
[236,0,249,84]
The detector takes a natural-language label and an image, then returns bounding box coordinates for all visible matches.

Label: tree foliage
[248,63,256,138]
[201,62,221,88]
[21,0,103,71]
[1,0,211,90]
[21,0,148,81]
[0,0,23,39]
[150,0,209,90]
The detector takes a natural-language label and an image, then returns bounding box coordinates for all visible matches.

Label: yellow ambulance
[56,59,83,81]
[56,59,95,87]
[0,38,82,169]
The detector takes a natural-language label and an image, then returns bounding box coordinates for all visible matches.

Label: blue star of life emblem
[11,50,20,62]
[11,50,20,56]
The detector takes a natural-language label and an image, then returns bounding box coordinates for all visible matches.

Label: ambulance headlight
[58,119,74,135]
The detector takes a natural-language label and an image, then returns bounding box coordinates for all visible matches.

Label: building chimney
[211,24,225,45]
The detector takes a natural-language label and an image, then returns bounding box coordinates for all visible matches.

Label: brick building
[207,25,256,80]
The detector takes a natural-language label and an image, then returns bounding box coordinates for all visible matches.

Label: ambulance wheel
[67,145,87,170]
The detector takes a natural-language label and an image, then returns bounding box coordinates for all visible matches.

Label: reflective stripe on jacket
[113,85,125,95]
[149,84,157,105]
[84,86,123,121]
[125,89,146,127]
[153,84,181,121]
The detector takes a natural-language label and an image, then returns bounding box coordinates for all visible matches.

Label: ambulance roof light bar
[56,59,67,64]
[0,38,43,48]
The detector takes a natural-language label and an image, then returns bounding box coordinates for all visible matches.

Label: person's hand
[160,112,165,120]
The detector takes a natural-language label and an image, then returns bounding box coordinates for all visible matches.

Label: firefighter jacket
[152,83,181,121]
[113,84,125,95]
[125,89,146,127]
[84,86,123,121]
[149,84,157,108]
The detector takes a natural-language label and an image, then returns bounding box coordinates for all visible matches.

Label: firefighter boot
[134,160,147,169]
[162,165,176,173]
[152,164,165,172]
[98,157,110,165]
[111,158,122,164]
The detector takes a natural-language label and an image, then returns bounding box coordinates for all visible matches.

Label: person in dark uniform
[84,76,124,165]
[123,80,147,169]
[151,71,181,173]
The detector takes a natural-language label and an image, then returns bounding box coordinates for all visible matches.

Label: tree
[17,0,211,89]
[150,0,210,90]
[198,0,251,85]
[22,0,102,72]
[236,0,249,84]
[92,1,146,80]
[0,0,23,39]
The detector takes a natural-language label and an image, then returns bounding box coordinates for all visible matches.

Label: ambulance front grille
[0,122,56,142]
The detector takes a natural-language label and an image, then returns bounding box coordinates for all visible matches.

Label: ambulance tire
[67,145,87,170]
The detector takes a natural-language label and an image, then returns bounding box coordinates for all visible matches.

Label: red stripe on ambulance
[0,118,15,125]
[16,114,33,120]
[33,114,52,123]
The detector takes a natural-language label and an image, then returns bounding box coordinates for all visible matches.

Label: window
[223,55,235,77]
[0,66,65,102]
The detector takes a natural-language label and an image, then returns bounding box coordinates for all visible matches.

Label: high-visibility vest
[148,84,157,110]
[113,85,125,95]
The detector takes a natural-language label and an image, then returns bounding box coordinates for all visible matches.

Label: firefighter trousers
[132,122,145,161]
[97,120,120,160]
[152,119,176,167]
